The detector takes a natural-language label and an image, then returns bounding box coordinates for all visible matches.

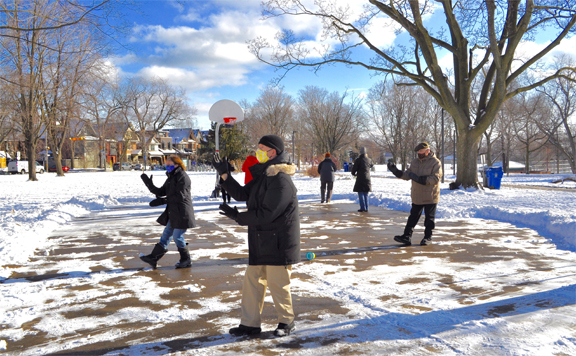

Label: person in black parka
[213,134,300,338]
[140,155,196,269]
[317,152,337,203]
[351,147,373,212]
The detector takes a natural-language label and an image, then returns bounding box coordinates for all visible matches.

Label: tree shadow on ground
[0,244,407,284]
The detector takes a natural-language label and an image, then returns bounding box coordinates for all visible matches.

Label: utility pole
[292,130,297,165]
[441,109,445,183]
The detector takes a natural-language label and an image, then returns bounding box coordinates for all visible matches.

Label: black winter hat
[258,135,284,154]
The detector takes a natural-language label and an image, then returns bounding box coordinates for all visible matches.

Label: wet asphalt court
[2,200,575,355]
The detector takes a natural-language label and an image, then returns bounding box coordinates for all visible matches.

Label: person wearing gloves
[317,152,337,203]
[140,155,196,268]
[213,134,300,338]
[351,147,373,212]
[387,142,442,246]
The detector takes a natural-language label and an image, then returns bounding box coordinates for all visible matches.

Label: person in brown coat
[387,142,442,246]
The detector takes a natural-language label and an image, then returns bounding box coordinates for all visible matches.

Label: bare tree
[512,92,549,172]
[245,85,295,140]
[82,69,122,171]
[1,2,53,180]
[0,0,127,180]
[121,76,191,169]
[42,19,105,176]
[365,81,429,169]
[297,86,361,157]
[0,82,15,149]
[0,0,119,32]
[538,54,576,173]
[250,0,576,187]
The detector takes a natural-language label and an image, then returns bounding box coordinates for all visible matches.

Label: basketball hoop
[209,100,244,124]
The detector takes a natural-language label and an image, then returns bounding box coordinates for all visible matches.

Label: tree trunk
[54,151,64,176]
[485,135,492,166]
[26,140,38,181]
[70,140,75,169]
[525,142,530,174]
[456,129,482,188]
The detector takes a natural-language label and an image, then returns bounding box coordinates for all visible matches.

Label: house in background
[132,132,164,166]
[166,128,200,168]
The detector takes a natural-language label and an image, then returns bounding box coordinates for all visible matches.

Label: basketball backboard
[208,99,244,124]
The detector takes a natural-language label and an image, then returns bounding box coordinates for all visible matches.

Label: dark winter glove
[212,153,230,176]
[408,172,427,185]
[387,160,403,178]
[141,173,154,189]
[149,197,167,207]
[219,203,238,220]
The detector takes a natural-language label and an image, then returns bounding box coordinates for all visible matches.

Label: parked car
[121,162,133,171]
[113,162,121,171]
[133,163,150,170]
[48,165,69,172]
[151,164,165,170]
[8,160,44,174]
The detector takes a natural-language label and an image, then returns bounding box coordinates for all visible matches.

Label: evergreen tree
[197,122,250,164]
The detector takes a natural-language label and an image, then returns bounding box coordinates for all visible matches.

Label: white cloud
[551,35,576,57]
[364,16,400,49]
[138,65,250,92]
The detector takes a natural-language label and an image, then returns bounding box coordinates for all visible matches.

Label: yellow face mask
[256,149,270,163]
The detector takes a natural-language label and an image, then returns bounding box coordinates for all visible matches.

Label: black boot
[394,226,413,246]
[229,324,261,336]
[420,232,432,246]
[175,244,192,269]
[274,321,295,337]
[394,234,412,245]
[140,243,167,269]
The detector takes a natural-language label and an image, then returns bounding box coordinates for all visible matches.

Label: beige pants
[240,265,295,327]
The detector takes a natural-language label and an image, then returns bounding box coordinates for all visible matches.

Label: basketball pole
[214,122,222,189]
[209,99,244,198]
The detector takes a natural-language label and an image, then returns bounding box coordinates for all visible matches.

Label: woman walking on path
[139,155,196,269]
[351,147,373,212]
[317,152,337,203]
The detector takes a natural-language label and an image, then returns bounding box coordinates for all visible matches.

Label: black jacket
[351,154,373,192]
[221,151,301,266]
[317,157,337,182]
[148,166,196,229]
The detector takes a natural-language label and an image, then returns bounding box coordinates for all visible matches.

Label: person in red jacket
[242,150,259,184]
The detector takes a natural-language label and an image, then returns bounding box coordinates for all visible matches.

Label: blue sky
[111,1,576,130]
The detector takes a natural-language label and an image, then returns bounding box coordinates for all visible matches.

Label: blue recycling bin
[485,166,503,189]
[343,162,349,172]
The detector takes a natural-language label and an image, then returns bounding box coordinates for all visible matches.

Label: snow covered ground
[1,165,574,272]
[0,166,575,355]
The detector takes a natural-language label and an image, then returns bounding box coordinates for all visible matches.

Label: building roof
[167,128,193,145]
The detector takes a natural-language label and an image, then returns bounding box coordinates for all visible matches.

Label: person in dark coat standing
[351,147,373,212]
[140,155,196,269]
[242,150,259,184]
[317,152,337,203]
[220,161,235,204]
[388,142,442,246]
[213,134,300,338]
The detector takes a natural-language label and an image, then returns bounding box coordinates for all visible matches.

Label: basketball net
[223,117,237,124]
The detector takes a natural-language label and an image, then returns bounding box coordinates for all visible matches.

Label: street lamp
[292,130,298,164]
[441,108,445,183]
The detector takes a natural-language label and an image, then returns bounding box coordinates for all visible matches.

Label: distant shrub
[304,166,320,178]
